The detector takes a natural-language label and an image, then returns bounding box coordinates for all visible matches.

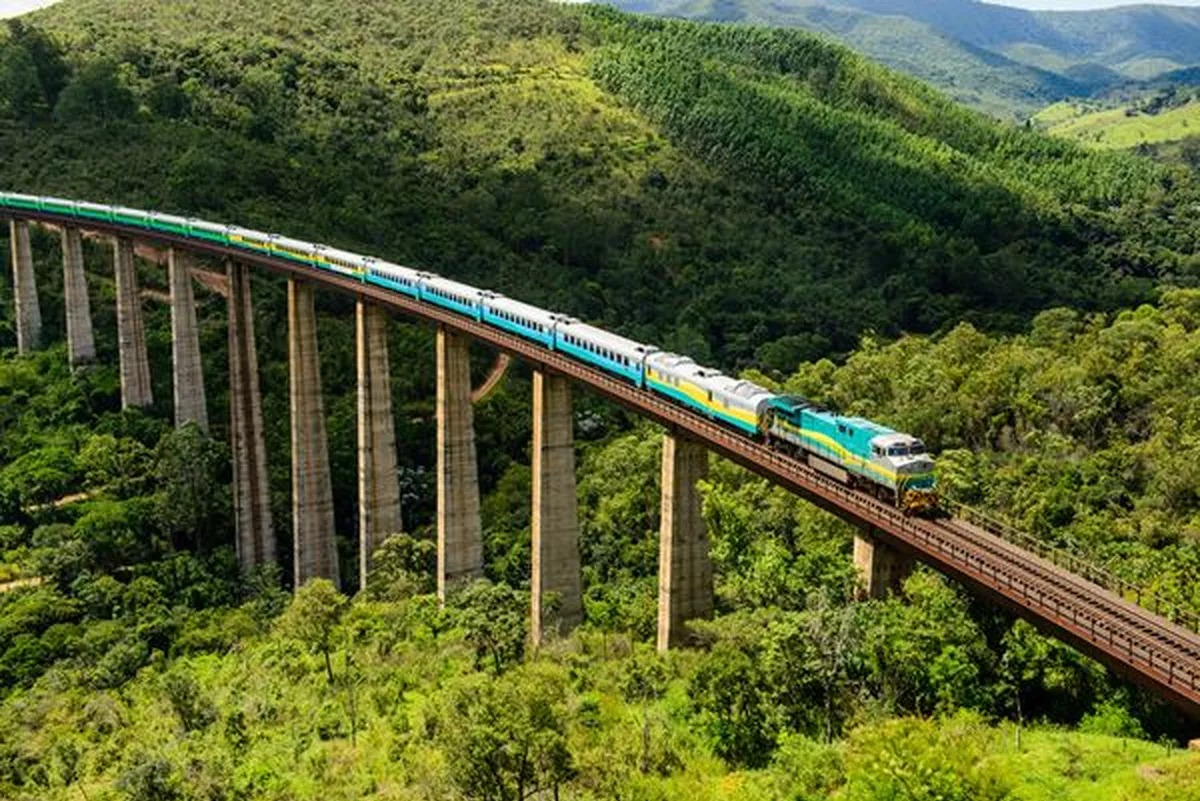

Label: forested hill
[0,0,1197,371]
[8,4,1200,794]
[600,0,1200,117]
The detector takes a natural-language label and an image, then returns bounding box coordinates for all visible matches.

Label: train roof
[839,415,894,437]
[374,259,422,278]
[560,320,657,359]
[423,274,485,298]
[483,294,561,325]
[273,234,316,252]
[320,245,366,265]
[705,375,774,401]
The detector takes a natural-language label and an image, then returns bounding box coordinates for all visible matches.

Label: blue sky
[983,0,1200,7]
[4,0,1200,18]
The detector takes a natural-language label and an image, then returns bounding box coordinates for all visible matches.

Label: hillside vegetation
[3,576,1198,801]
[1043,100,1200,149]
[1032,84,1200,168]
[0,0,1195,372]
[3,2,1200,798]
[601,0,1200,118]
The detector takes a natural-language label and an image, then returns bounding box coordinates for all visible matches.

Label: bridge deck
[9,208,1199,718]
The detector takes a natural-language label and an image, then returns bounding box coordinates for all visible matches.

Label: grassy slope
[1042,100,1200,149]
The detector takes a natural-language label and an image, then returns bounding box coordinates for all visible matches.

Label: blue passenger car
[555,320,653,386]
[481,295,557,348]
[419,276,483,321]
[367,262,422,298]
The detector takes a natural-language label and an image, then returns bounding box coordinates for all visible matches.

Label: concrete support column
[228,262,274,571]
[9,219,42,354]
[168,248,208,432]
[60,227,95,367]
[357,301,402,586]
[657,433,712,651]
[289,280,338,588]
[531,371,582,644]
[113,237,152,409]
[436,326,482,601]
[853,529,914,599]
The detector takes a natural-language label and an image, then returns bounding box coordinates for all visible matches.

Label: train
[0,192,939,513]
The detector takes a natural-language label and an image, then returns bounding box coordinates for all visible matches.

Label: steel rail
[943,516,1200,660]
[7,208,1200,717]
[935,517,1200,685]
[944,499,1200,634]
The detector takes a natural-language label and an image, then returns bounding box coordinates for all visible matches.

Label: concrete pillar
[531,371,582,644]
[854,529,914,599]
[228,262,274,571]
[113,237,153,409]
[436,326,482,601]
[357,301,402,586]
[168,248,208,432]
[60,227,95,367]
[657,433,712,651]
[289,280,338,587]
[9,220,42,354]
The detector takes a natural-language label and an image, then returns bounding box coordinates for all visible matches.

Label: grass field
[1036,99,1200,149]
[991,728,1200,801]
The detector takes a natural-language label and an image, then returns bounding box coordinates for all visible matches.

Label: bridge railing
[943,499,1200,636]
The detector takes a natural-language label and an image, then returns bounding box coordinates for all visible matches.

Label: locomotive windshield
[910,440,927,455]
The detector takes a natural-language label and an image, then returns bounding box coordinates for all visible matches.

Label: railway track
[10,207,1200,718]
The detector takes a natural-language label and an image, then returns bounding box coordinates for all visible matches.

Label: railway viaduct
[5,210,1200,720]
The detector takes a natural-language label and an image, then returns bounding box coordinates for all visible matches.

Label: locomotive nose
[898,456,935,474]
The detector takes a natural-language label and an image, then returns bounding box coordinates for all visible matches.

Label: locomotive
[0,192,939,513]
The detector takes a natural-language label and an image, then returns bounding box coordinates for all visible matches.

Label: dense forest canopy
[0,0,1196,369]
[1,0,1200,797]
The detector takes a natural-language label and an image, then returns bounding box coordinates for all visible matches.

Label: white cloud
[0,0,62,19]
[983,0,1200,8]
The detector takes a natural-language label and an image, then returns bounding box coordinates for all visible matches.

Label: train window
[837,424,846,434]
[910,441,926,455]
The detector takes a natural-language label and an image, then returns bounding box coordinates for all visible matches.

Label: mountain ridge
[595,0,1200,116]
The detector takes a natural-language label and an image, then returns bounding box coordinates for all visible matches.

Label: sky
[4,0,1200,18]
[0,0,60,18]
[982,0,1200,8]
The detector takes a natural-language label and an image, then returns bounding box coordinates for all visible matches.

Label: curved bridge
[3,197,1199,719]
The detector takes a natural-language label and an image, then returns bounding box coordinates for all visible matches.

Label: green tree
[439,663,575,801]
[153,424,228,551]
[53,59,135,123]
[78,434,155,498]
[0,42,43,121]
[446,579,527,673]
[365,532,436,600]
[279,578,347,684]
[690,631,779,768]
[619,647,670,774]
[5,20,68,104]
